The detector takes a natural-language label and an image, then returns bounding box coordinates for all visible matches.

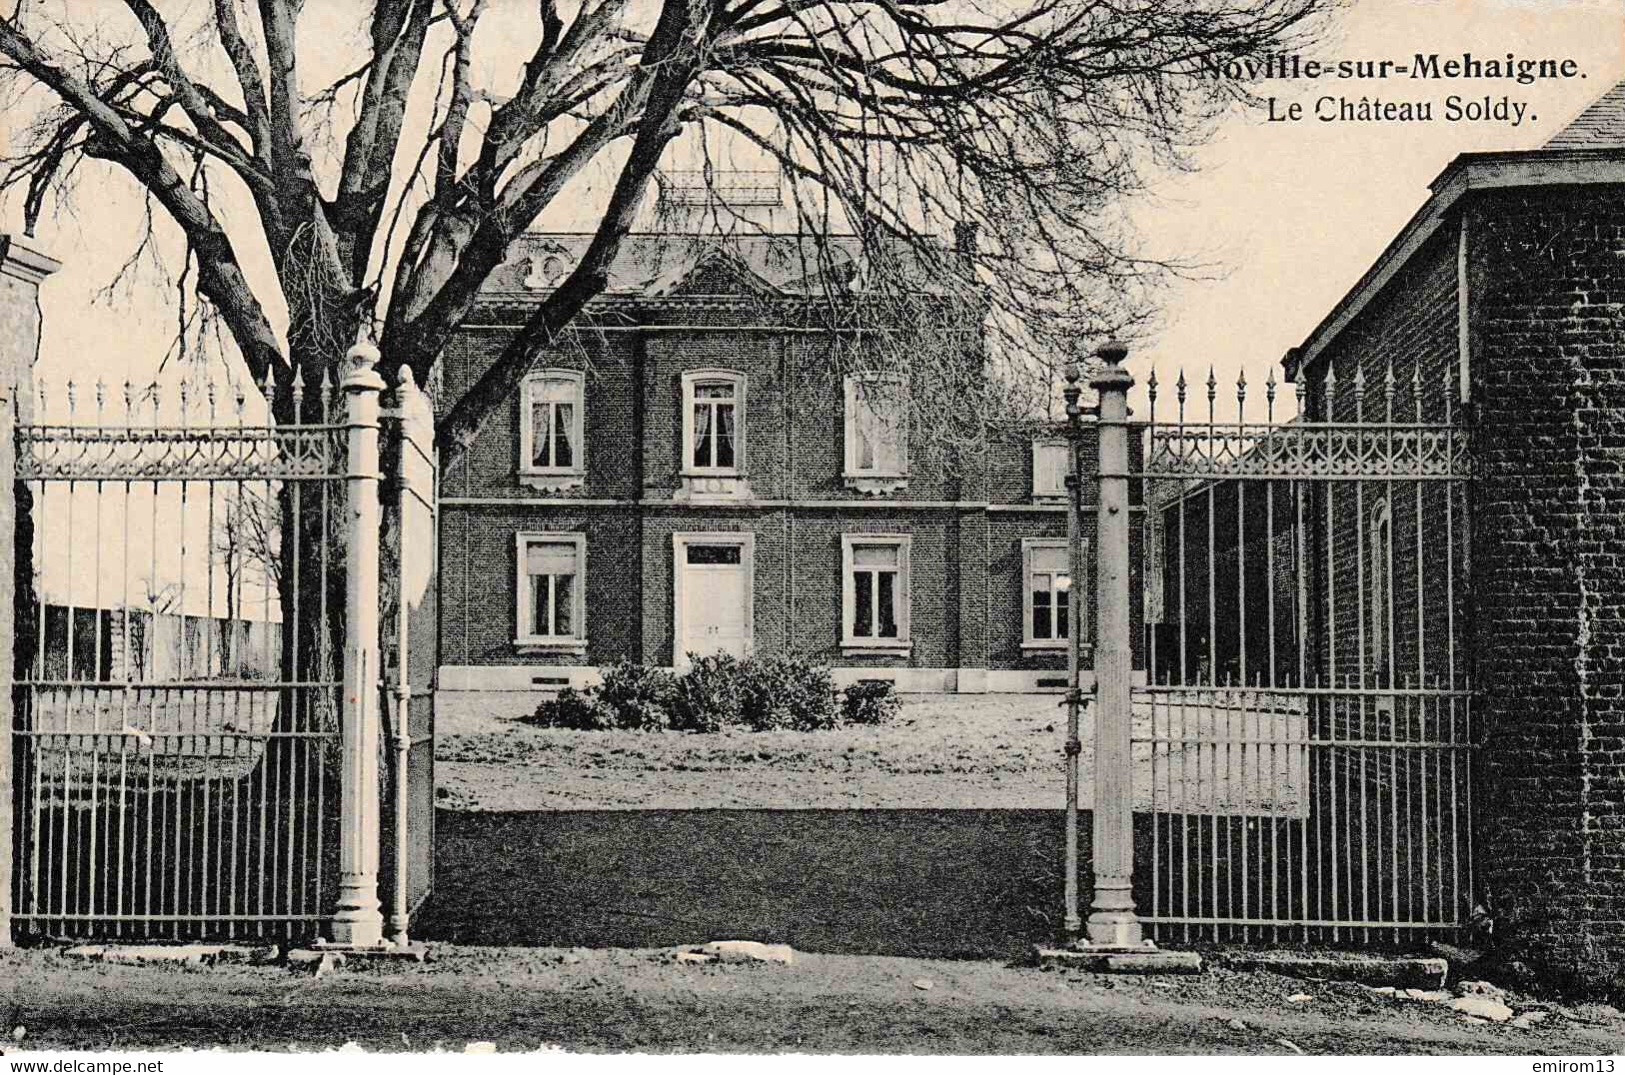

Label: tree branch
[0,15,289,382]
[434,0,719,462]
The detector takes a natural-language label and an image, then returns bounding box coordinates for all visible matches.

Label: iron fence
[1131,362,1475,943]
[10,373,347,940]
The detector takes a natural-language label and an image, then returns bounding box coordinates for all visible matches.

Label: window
[682,370,745,474]
[516,533,587,647]
[519,370,584,487]
[1368,500,1393,684]
[842,534,911,650]
[1032,439,1071,500]
[844,374,909,485]
[1024,539,1076,648]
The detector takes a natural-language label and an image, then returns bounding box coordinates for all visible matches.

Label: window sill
[513,638,589,655]
[1021,640,1070,651]
[843,473,909,496]
[840,639,912,656]
[1021,641,1093,657]
[519,471,586,492]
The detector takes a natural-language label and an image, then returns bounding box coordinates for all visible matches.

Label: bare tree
[0,0,1328,464]
[213,482,280,670]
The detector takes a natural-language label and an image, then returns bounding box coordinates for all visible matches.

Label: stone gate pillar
[0,235,57,948]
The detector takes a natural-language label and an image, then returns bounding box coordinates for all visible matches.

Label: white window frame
[840,533,912,653]
[1022,537,1078,650]
[681,369,746,476]
[515,531,588,649]
[518,369,586,489]
[843,373,910,487]
[1031,438,1071,501]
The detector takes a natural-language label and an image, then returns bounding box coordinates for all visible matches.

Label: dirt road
[5,944,1623,1054]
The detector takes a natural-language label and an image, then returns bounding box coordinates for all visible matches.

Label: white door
[680,544,748,659]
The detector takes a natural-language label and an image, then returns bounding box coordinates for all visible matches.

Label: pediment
[648,247,781,298]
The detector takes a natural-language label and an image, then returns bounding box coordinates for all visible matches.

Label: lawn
[436,691,1306,813]
[435,693,1076,811]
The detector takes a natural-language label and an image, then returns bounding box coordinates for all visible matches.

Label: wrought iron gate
[381,371,438,938]
[9,374,345,940]
[1129,361,1475,943]
[7,347,437,944]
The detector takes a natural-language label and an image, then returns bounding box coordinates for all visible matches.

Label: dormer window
[682,370,745,474]
[844,373,909,494]
[1032,439,1071,501]
[519,369,585,490]
[522,254,566,290]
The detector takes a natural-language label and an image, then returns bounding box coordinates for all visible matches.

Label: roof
[1545,78,1625,149]
[1285,77,1625,382]
[477,232,957,304]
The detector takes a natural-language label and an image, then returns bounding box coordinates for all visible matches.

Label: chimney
[953,221,979,270]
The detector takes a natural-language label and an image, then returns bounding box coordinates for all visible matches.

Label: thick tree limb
[212,0,272,158]
[0,15,289,382]
[433,0,720,461]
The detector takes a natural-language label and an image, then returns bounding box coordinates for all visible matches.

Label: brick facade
[438,234,1136,710]
[1286,154,1625,986]
[1467,182,1625,990]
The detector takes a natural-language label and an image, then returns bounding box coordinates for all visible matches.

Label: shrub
[669,652,747,732]
[596,658,677,731]
[842,679,901,726]
[739,655,838,732]
[526,656,860,734]
[526,685,615,731]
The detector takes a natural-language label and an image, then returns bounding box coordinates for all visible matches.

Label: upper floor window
[844,375,909,486]
[841,534,912,651]
[520,370,585,487]
[1032,439,1071,500]
[683,370,745,474]
[516,532,587,648]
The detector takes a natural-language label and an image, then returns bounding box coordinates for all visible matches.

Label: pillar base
[1085,911,1144,949]
[327,887,385,949]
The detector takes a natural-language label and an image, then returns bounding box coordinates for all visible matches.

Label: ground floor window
[516,532,587,646]
[1023,538,1074,648]
[842,534,911,649]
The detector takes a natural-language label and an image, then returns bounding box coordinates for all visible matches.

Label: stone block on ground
[698,940,796,965]
[61,944,278,968]
[1217,952,1447,989]
[1033,946,1203,974]
[1451,994,1514,1023]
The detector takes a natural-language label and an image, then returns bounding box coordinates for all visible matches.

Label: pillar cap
[0,234,61,285]
[1095,340,1129,365]
[342,341,386,392]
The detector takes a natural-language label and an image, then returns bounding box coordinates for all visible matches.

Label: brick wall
[1300,227,1467,693]
[436,305,1127,687]
[1469,183,1625,990]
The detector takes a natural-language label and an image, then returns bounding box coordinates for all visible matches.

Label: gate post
[0,380,12,948]
[1087,340,1142,948]
[329,342,387,948]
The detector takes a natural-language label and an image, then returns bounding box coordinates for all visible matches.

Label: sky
[5,0,1623,611]
[1128,0,1625,419]
[8,0,1625,408]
